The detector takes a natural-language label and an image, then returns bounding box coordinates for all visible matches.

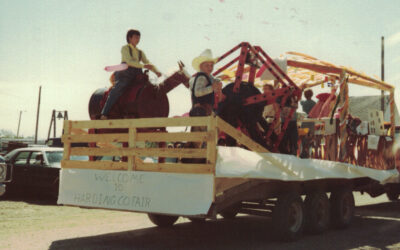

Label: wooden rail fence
[61,116,269,175]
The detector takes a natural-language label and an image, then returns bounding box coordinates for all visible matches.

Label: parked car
[0,147,88,199]
[0,156,6,196]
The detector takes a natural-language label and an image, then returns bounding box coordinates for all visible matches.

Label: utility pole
[47,110,69,140]
[16,111,23,138]
[34,86,41,144]
[381,36,385,112]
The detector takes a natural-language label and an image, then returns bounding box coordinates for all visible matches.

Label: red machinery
[213,42,302,151]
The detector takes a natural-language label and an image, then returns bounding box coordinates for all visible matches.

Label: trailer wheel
[220,204,240,219]
[272,192,304,241]
[188,217,206,223]
[386,190,399,201]
[220,210,238,219]
[330,188,354,229]
[304,191,330,234]
[148,213,179,227]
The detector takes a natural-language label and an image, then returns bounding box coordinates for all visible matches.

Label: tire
[148,213,179,227]
[386,190,399,201]
[272,192,305,241]
[220,204,240,219]
[188,217,206,223]
[220,210,238,219]
[304,191,330,234]
[330,188,355,229]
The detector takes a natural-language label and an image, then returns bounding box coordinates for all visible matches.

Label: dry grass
[0,197,147,250]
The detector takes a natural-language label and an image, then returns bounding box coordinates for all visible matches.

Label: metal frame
[212,42,301,151]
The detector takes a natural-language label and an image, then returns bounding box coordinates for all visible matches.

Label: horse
[88,61,190,120]
[87,62,190,163]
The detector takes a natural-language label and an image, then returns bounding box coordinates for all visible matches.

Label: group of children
[102,29,321,157]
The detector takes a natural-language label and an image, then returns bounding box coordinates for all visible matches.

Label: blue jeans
[101,67,141,116]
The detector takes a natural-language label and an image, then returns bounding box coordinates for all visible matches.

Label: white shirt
[189,73,218,97]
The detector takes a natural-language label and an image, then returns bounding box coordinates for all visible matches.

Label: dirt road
[1,193,399,250]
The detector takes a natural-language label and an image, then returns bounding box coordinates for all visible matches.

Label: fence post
[62,120,72,167]
[207,116,218,201]
[128,127,137,171]
[206,116,217,167]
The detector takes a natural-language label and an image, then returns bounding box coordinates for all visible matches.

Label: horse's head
[177,61,190,88]
[159,61,190,93]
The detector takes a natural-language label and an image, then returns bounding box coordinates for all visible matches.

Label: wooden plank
[128,127,136,171]
[206,117,217,165]
[344,67,394,91]
[216,117,269,153]
[70,116,210,129]
[62,159,212,174]
[61,160,128,170]
[69,147,207,158]
[62,134,128,143]
[287,60,343,75]
[206,116,218,201]
[62,132,211,144]
[288,59,394,91]
[135,162,213,174]
[390,91,395,138]
[62,120,72,162]
[348,78,392,92]
[136,132,211,142]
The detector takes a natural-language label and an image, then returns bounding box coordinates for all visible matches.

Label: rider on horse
[100,29,162,120]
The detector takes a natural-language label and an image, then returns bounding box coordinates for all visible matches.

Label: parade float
[58,42,399,241]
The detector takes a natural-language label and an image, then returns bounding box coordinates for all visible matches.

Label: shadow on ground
[49,201,400,250]
[1,194,57,206]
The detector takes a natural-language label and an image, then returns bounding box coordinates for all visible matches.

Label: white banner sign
[58,169,214,216]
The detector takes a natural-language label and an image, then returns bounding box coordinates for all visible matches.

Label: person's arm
[194,75,214,97]
[140,51,161,75]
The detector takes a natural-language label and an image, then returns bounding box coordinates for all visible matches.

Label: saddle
[100,73,149,115]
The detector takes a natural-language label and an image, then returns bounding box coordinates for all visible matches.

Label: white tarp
[215,146,399,183]
[58,169,214,216]
[59,146,399,215]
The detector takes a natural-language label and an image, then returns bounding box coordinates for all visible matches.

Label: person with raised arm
[100,29,161,120]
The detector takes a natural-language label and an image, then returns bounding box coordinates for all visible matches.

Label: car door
[43,151,62,194]
[26,151,48,191]
[10,151,30,190]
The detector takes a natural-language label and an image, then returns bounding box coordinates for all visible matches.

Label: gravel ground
[0,193,399,250]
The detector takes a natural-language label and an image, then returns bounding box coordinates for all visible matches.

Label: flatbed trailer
[59,42,400,241]
[58,115,399,241]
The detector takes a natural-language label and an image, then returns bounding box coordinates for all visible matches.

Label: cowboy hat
[192,49,218,72]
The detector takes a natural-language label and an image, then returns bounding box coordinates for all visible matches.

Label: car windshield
[45,151,63,164]
[4,150,19,161]
[70,155,89,161]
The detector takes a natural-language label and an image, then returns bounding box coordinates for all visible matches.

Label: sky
[0,0,400,139]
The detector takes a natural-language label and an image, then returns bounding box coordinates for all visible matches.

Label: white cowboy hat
[192,49,218,72]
